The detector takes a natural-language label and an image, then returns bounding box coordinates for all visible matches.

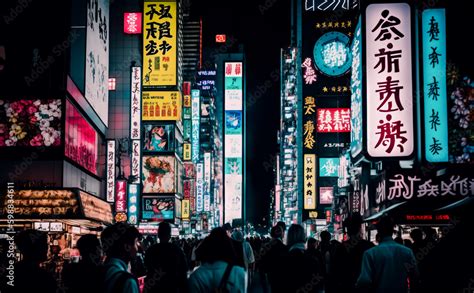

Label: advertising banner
[142,91,181,121]
[142,196,174,221]
[142,156,176,193]
[86,0,109,126]
[131,67,142,139]
[365,3,414,158]
[65,100,99,175]
[143,0,177,87]
[143,124,174,152]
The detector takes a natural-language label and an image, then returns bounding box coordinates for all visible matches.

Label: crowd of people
[1,214,473,292]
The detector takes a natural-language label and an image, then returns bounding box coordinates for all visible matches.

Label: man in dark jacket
[144,222,188,293]
[259,225,289,292]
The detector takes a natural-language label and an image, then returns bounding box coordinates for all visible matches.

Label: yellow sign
[182,199,190,219]
[183,143,191,161]
[142,91,181,120]
[304,154,316,210]
[309,211,318,219]
[184,95,191,107]
[143,1,177,87]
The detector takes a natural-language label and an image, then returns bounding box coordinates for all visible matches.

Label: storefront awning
[0,189,113,225]
[364,201,407,222]
[434,196,474,212]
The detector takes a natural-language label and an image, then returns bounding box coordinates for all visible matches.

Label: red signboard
[124,13,142,34]
[317,108,351,133]
[115,180,127,213]
[65,100,99,175]
[215,34,226,43]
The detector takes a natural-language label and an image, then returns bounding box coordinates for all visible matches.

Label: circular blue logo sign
[313,31,352,77]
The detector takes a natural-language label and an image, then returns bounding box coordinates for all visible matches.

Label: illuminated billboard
[365,3,414,158]
[130,67,142,139]
[304,154,316,210]
[65,100,99,175]
[142,91,181,121]
[0,99,62,147]
[196,162,204,213]
[86,0,109,126]
[350,17,363,157]
[142,155,176,193]
[143,124,174,152]
[142,196,174,221]
[320,186,334,205]
[191,90,200,163]
[317,108,351,133]
[319,158,340,177]
[224,62,243,223]
[143,1,177,87]
[422,9,448,162]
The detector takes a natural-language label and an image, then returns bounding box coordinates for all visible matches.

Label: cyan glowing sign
[319,158,340,177]
[350,17,363,157]
[191,89,200,163]
[422,9,448,162]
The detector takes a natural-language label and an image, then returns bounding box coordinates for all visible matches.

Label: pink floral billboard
[65,100,98,175]
[0,99,62,147]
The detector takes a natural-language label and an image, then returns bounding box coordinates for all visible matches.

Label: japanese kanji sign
[127,184,139,225]
[115,180,127,213]
[317,108,351,132]
[143,1,177,86]
[366,3,414,158]
[422,9,448,162]
[304,154,317,210]
[375,170,474,205]
[142,91,181,120]
[131,140,141,183]
[350,17,363,157]
[304,96,316,150]
[124,13,142,34]
[191,90,200,163]
[319,157,340,177]
[106,140,115,202]
[196,163,204,213]
[130,67,142,139]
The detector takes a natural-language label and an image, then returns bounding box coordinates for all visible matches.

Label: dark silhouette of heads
[270,225,283,239]
[77,234,102,264]
[101,222,140,263]
[376,215,395,238]
[287,224,306,248]
[320,230,331,243]
[158,222,171,243]
[410,228,423,243]
[196,227,236,265]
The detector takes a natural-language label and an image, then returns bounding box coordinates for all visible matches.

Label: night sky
[192,0,473,226]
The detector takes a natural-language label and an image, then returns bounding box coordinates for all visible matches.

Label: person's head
[287,224,306,248]
[394,236,403,245]
[345,213,363,237]
[403,239,413,248]
[158,222,171,243]
[270,225,283,240]
[276,221,286,237]
[101,222,141,263]
[320,230,331,243]
[76,234,102,264]
[410,228,423,243]
[15,229,48,263]
[423,227,437,241]
[153,126,165,137]
[196,227,236,264]
[376,215,395,239]
[306,237,317,250]
[222,223,233,238]
[231,230,244,242]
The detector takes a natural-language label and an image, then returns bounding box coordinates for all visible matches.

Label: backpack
[214,263,234,293]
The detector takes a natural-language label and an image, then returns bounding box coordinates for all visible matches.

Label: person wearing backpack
[189,227,247,292]
[100,222,141,293]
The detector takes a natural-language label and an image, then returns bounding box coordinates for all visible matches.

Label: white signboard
[366,3,414,158]
[225,135,243,158]
[86,0,109,126]
[204,152,211,212]
[131,140,140,183]
[196,163,204,213]
[224,174,242,222]
[130,67,141,139]
[106,140,115,202]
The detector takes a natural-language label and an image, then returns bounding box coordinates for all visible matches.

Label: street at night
[0,0,473,292]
